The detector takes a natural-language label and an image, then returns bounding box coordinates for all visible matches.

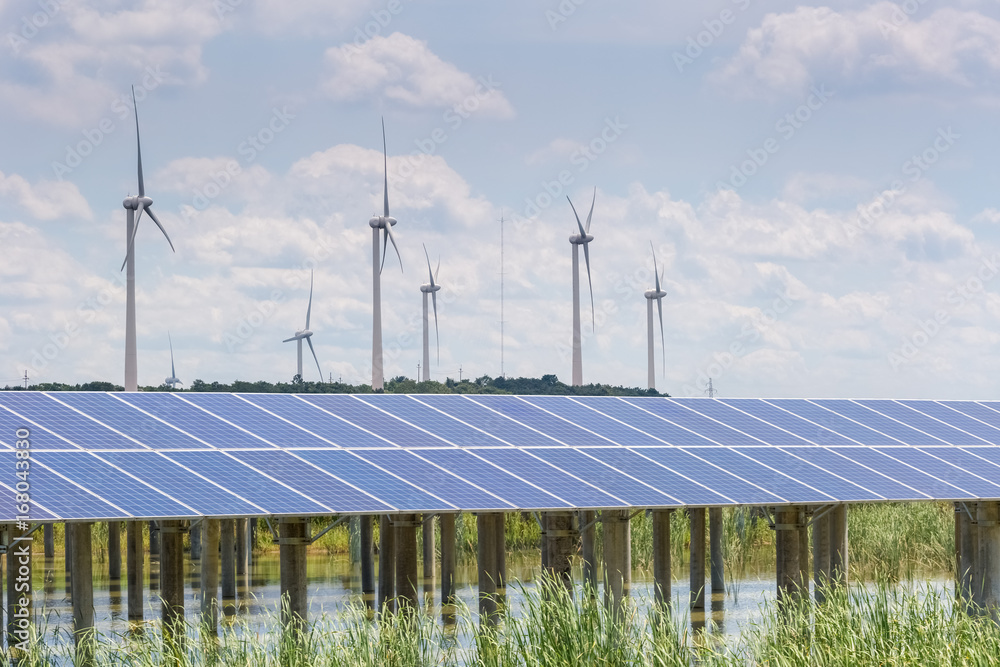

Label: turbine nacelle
[369,215,397,229]
[164,376,181,386]
[420,283,442,294]
[569,233,594,245]
[123,195,153,210]
[644,288,667,300]
[283,329,313,343]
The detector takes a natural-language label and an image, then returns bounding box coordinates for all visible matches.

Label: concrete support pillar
[160,520,185,635]
[378,515,395,614]
[235,518,248,593]
[709,507,724,593]
[279,518,308,629]
[776,506,801,603]
[581,510,597,596]
[395,514,419,610]
[813,508,831,604]
[477,513,498,627]
[126,521,143,623]
[603,510,631,616]
[979,502,1000,619]
[652,509,671,609]
[547,511,575,591]
[349,516,361,565]
[360,516,375,613]
[221,518,236,615]
[44,523,54,559]
[108,521,121,582]
[149,521,160,557]
[440,514,457,623]
[190,521,202,561]
[830,504,848,589]
[539,513,549,573]
[689,507,706,609]
[200,518,220,634]
[65,521,73,597]
[798,507,809,600]
[70,523,95,667]
[422,515,435,606]
[496,512,507,610]
[7,524,33,658]
[958,504,975,608]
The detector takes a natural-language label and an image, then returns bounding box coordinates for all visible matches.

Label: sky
[2,0,1000,398]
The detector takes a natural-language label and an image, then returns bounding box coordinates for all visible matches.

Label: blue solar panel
[585,398,721,446]
[354,395,511,447]
[0,393,139,449]
[682,400,818,448]
[818,400,946,447]
[98,452,263,516]
[181,394,336,448]
[0,405,77,450]
[34,452,197,518]
[829,447,975,499]
[0,481,58,522]
[766,400,902,447]
[954,448,1000,491]
[301,395,453,448]
[54,392,210,449]
[634,448,784,504]
[924,448,1000,490]
[723,399,860,447]
[884,448,1000,498]
[163,451,329,514]
[623,399,763,447]
[414,395,562,447]
[116,393,272,449]
[231,450,394,513]
[582,448,732,505]
[466,396,615,447]
[943,402,1000,433]
[780,447,929,501]
[856,400,986,448]
[528,448,681,506]
[240,394,388,448]
[351,449,514,510]
[415,449,572,508]
[294,449,454,511]
[736,448,881,502]
[899,401,1000,446]
[520,397,671,447]
[472,448,629,508]
[686,448,834,503]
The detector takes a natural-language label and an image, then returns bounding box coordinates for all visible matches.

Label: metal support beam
[603,509,631,618]
[709,507,724,593]
[200,518,220,634]
[496,512,507,609]
[581,510,597,597]
[70,523,95,667]
[221,518,236,615]
[440,513,457,624]
[160,520,185,637]
[830,504,848,589]
[360,516,375,614]
[813,507,831,603]
[477,513,498,627]
[422,514,435,607]
[689,507,706,609]
[378,515,395,614]
[44,523,54,559]
[776,506,801,603]
[108,521,121,582]
[652,509,671,609]
[126,521,143,623]
[279,518,308,629]
[546,511,575,591]
[395,514,419,610]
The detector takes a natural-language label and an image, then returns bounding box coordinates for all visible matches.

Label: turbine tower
[164,332,182,389]
[368,119,402,391]
[567,189,596,386]
[419,244,441,382]
[643,242,667,391]
[283,270,323,380]
[122,86,175,392]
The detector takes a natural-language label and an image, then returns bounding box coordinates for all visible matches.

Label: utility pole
[22,370,28,389]
[706,378,717,398]
[459,365,463,382]
[500,210,506,379]
[417,363,421,380]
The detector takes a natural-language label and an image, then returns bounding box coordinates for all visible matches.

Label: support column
[603,510,631,616]
[160,520,185,636]
[776,506,800,603]
[709,507,724,593]
[378,515,395,614]
[798,507,809,601]
[422,515,435,606]
[149,521,160,557]
[44,523,54,559]
[830,504,848,589]
[539,513,549,574]
[652,509,671,609]
[126,521,143,622]
[108,521,121,582]
[581,510,597,596]
[979,502,1000,619]
[360,516,375,614]
[813,508,831,604]
[190,521,202,560]
[200,518,220,634]
[440,514,456,623]
[477,513,498,626]
[496,512,507,610]
[65,521,73,597]
[70,523,95,667]
[547,511,575,591]
[235,518,248,591]
[7,524,32,658]
[395,514,419,610]
[221,519,236,615]
[959,504,975,608]
[689,507,706,609]
[349,516,361,565]
[279,518,308,629]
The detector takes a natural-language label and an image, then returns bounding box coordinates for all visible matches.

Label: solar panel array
[1,392,1000,521]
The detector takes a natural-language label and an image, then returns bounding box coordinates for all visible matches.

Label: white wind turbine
[566,189,596,386]
[643,242,667,391]
[122,86,175,392]
[283,270,323,381]
[368,119,403,391]
[164,332,182,389]
[419,244,441,382]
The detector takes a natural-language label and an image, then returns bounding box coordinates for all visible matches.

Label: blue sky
[2,0,1000,398]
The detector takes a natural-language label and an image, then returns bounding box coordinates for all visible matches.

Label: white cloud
[0,171,93,220]
[244,0,377,36]
[712,4,1000,97]
[525,138,585,166]
[973,208,1000,224]
[321,32,515,118]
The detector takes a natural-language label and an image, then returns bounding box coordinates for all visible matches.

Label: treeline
[3,374,666,397]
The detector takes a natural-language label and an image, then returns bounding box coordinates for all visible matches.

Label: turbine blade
[657,295,665,377]
[145,207,175,253]
[121,204,145,271]
[382,117,390,218]
[282,336,297,343]
[585,187,596,234]
[307,336,322,380]
[650,241,662,292]
[168,332,176,378]
[583,240,595,331]
[435,256,440,283]
[306,269,314,329]
[384,221,402,272]
[423,243,434,285]
[567,196,587,237]
[432,289,439,364]
[133,86,144,198]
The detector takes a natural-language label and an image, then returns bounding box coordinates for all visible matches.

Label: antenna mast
[706,378,717,398]
[500,210,506,378]
[23,370,29,390]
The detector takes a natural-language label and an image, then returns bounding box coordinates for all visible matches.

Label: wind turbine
[566,188,596,386]
[283,270,323,381]
[419,244,441,382]
[122,85,175,392]
[643,242,667,391]
[368,119,402,391]
[164,332,182,389]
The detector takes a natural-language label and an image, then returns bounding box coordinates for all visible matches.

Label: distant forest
[2,375,667,397]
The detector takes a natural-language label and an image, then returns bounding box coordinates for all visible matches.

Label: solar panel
[0,405,76,450]
[883,448,1000,497]
[682,399,819,448]
[828,447,975,499]
[521,396,671,447]
[527,448,682,506]
[240,394,388,448]
[0,481,58,522]
[634,448,785,504]
[53,392,210,450]
[0,393,139,449]
[818,400,947,447]
[944,402,1000,432]
[414,395,562,447]
[180,394,335,448]
[300,395,454,448]
[585,397,722,446]
[779,447,930,501]
[735,447,882,502]
[466,395,614,447]
[582,447,732,505]
[766,399,901,447]
[116,393,272,449]
[623,398,764,447]
[723,399,860,447]
[898,401,1000,446]
[856,400,987,448]
[685,448,835,503]
[354,395,512,447]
